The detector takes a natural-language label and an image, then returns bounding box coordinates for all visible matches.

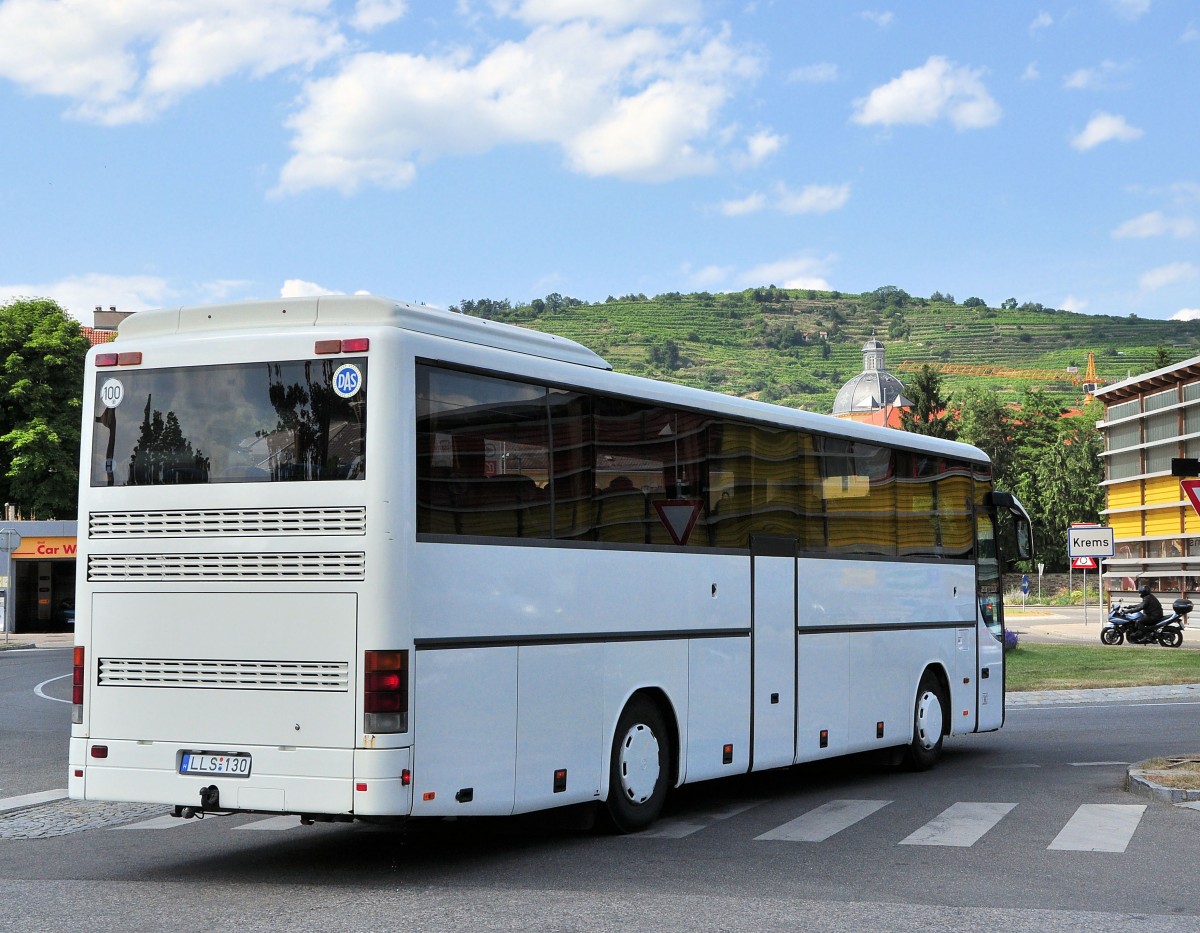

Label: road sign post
[1068,524,1114,626]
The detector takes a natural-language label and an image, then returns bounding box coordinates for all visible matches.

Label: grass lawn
[1006,643,1200,692]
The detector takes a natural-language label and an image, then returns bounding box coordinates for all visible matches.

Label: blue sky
[1,0,1197,326]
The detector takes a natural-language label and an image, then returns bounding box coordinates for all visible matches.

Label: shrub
[1003,629,1020,651]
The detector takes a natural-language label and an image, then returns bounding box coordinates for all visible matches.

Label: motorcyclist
[1128,584,1164,639]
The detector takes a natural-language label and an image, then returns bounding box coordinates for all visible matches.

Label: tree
[899,365,956,439]
[0,299,90,518]
[953,387,1015,487]
[1152,344,1172,370]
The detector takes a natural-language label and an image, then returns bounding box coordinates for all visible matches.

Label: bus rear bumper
[69,738,414,818]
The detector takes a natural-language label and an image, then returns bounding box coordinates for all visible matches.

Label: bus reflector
[364,650,408,734]
[117,352,142,366]
[95,353,118,367]
[341,337,369,352]
[401,769,411,786]
[315,339,342,354]
[72,646,84,724]
[91,745,108,759]
[356,783,368,792]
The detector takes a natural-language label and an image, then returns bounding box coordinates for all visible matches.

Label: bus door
[749,534,798,770]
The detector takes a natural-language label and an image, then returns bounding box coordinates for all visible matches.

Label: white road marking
[34,673,70,704]
[755,799,891,842]
[1047,804,1146,852]
[632,801,762,839]
[899,802,1016,847]
[0,789,68,813]
[235,815,302,831]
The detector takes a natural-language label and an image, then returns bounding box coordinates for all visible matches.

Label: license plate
[180,752,252,778]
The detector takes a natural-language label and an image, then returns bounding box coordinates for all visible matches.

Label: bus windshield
[90,358,367,486]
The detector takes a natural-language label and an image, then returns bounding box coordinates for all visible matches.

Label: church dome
[832,370,907,414]
[831,334,908,416]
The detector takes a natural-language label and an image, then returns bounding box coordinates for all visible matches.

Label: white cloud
[776,182,851,214]
[1108,0,1150,21]
[1071,112,1143,150]
[1171,308,1200,321]
[502,0,704,27]
[719,192,767,216]
[851,56,1001,130]
[859,11,894,29]
[1063,59,1129,90]
[351,0,408,31]
[684,263,734,288]
[1112,211,1196,239]
[1140,262,1198,290]
[281,279,343,298]
[1184,21,1200,42]
[788,63,839,84]
[739,130,784,167]
[739,254,834,290]
[277,18,761,193]
[717,182,851,216]
[1021,62,1040,81]
[1060,295,1088,313]
[1030,11,1053,34]
[0,1,344,124]
[0,273,175,324]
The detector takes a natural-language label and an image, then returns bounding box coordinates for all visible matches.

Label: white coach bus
[69,296,1031,831]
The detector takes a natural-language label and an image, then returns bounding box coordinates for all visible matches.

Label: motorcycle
[1101,599,1189,648]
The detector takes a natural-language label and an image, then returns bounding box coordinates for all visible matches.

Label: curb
[1125,760,1200,806]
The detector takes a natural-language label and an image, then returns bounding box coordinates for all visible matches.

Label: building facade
[1095,357,1200,598]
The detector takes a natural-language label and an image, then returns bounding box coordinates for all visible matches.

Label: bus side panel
[685,636,751,783]
[513,643,603,814]
[602,640,689,794]
[846,628,955,752]
[411,647,517,816]
[794,633,849,761]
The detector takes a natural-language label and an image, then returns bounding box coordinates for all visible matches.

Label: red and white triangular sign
[1071,556,1097,569]
[653,499,703,546]
[1183,479,1200,517]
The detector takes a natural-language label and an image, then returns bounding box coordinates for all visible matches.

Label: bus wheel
[606,696,670,833]
[905,673,945,771]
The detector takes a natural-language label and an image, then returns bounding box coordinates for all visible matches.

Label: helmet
[1138,584,1151,597]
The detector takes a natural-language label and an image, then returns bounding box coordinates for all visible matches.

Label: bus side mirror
[985,491,1034,563]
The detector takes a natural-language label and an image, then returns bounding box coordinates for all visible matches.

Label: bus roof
[115,295,612,371]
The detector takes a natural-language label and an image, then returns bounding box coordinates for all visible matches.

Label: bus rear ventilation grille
[88,507,366,538]
[87,552,366,582]
[99,658,350,690]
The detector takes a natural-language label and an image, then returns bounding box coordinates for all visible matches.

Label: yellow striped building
[1095,358,1200,598]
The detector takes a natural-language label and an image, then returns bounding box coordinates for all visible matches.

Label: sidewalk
[0,631,74,650]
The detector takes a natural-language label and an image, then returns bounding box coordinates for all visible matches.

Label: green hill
[456,287,1200,414]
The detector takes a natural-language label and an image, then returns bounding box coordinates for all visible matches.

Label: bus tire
[605,696,670,833]
[904,672,945,771]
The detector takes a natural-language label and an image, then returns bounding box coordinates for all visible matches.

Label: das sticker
[332,363,363,399]
[100,378,124,409]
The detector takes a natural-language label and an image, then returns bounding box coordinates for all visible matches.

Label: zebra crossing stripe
[755,799,891,842]
[1047,804,1146,852]
[633,801,762,839]
[235,815,302,831]
[899,802,1016,847]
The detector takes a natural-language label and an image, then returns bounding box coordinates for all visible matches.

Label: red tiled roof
[81,327,117,346]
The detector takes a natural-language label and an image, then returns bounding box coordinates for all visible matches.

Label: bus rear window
[90,359,366,486]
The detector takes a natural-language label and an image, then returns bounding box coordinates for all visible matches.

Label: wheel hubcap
[916,689,943,750]
[618,722,661,805]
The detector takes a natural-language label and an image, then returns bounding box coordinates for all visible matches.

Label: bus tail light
[364,650,408,734]
[72,646,85,724]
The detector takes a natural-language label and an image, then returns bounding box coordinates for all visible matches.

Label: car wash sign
[1067,524,1114,559]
